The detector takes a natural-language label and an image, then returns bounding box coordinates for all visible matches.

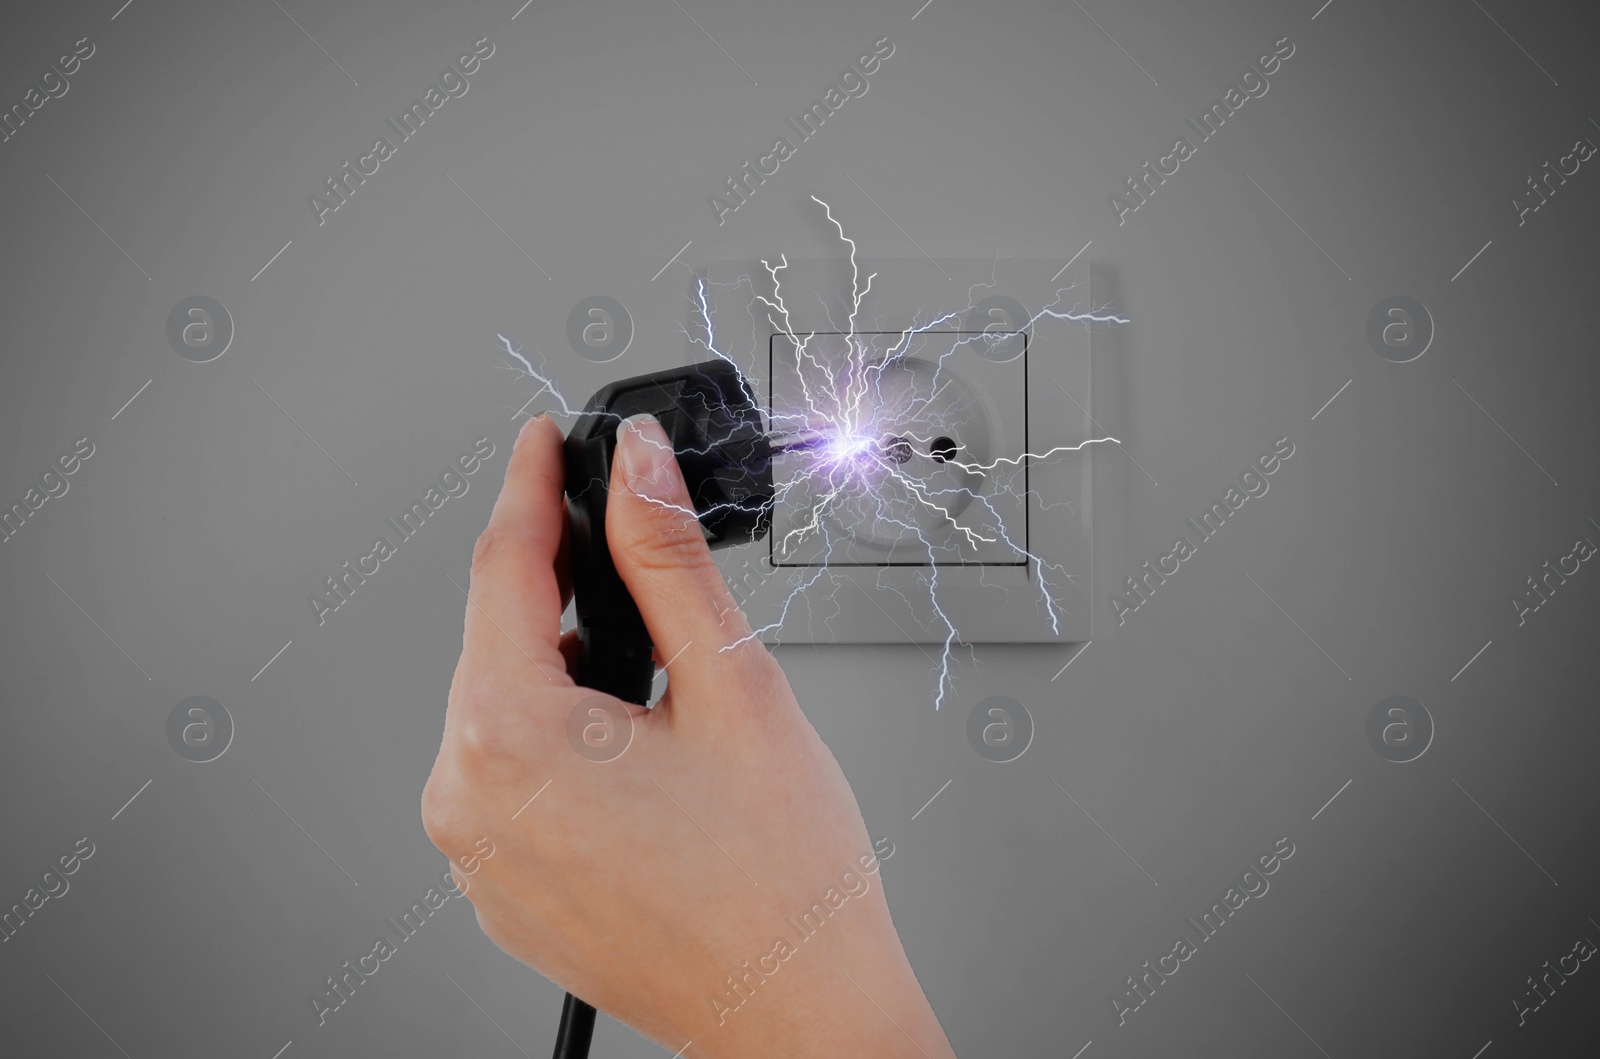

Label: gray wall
[2,0,1597,1056]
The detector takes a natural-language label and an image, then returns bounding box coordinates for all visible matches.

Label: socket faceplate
[696,257,1102,644]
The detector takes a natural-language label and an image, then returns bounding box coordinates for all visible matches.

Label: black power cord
[553,359,780,1059]
[550,993,597,1059]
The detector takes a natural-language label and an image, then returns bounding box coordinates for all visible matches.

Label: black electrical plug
[562,358,777,704]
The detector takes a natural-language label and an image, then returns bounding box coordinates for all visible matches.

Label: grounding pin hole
[930,436,959,463]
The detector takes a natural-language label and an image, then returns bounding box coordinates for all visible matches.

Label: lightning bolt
[501,198,1128,709]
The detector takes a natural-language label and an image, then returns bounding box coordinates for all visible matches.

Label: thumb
[606,415,765,695]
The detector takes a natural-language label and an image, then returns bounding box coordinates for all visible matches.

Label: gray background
[2,1,1597,1057]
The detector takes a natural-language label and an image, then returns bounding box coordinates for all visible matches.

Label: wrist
[684,899,955,1059]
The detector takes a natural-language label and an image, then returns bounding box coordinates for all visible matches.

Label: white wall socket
[694,257,1107,645]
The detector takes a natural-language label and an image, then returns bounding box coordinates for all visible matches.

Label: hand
[422,413,957,1058]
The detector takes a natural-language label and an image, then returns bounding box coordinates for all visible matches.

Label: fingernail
[518,414,546,444]
[618,415,681,499]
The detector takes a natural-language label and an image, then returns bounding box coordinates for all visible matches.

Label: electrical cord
[550,993,597,1059]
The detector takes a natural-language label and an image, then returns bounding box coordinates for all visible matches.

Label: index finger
[461,415,573,685]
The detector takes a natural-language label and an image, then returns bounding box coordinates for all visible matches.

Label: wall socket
[694,257,1106,644]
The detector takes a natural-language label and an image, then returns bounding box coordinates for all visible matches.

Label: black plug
[562,358,775,705]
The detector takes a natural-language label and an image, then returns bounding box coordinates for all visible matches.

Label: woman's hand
[422,413,956,1058]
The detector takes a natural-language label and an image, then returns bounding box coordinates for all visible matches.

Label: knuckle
[420,774,469,851]
[470,524,535,576]
[616,504,714,574]
[455,712,522,765]
[634,529,719,578]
